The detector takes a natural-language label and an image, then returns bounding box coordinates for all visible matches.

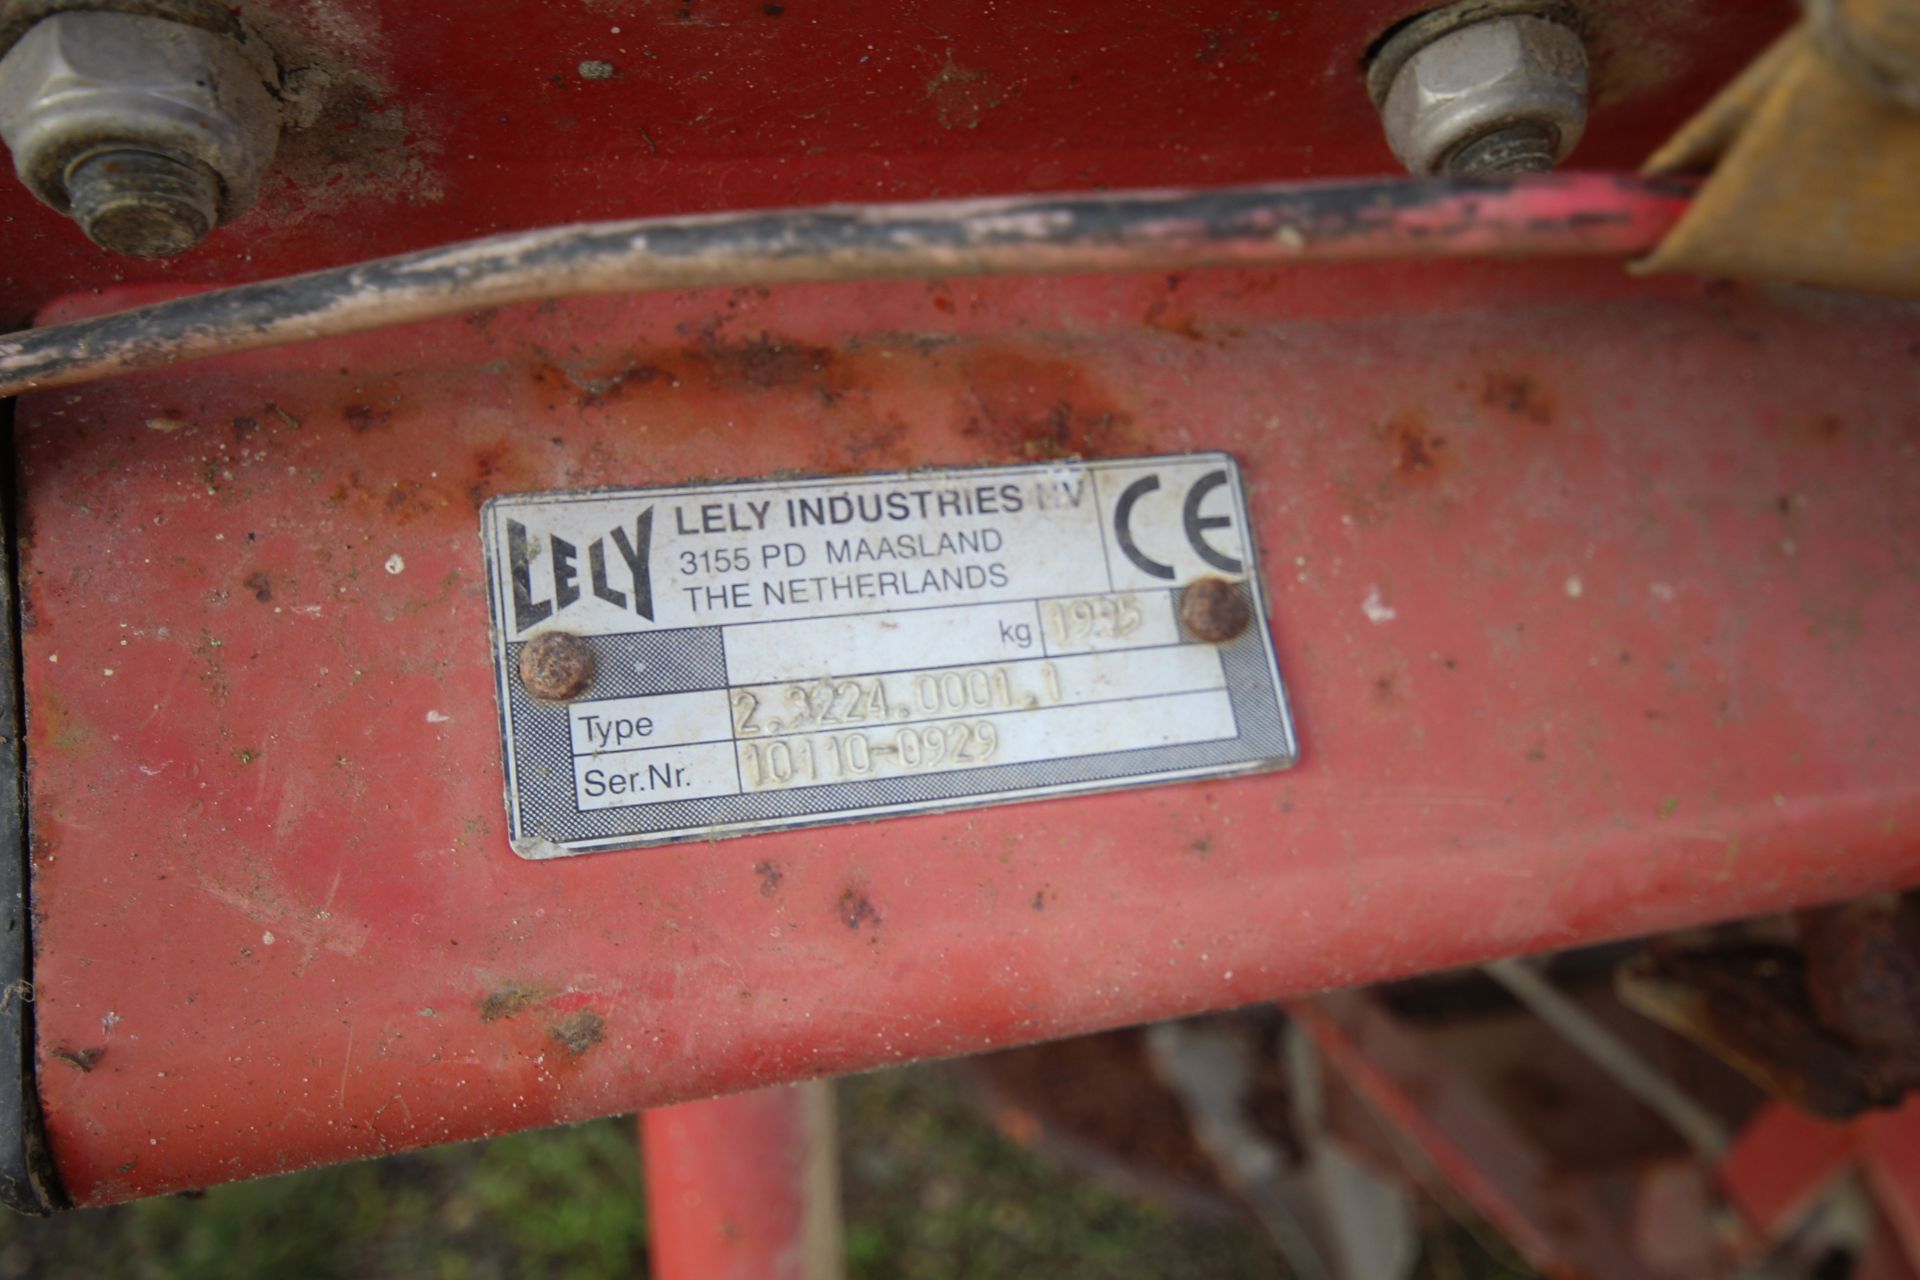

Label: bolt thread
[1443,123,1560,176]
[64,149,220,259]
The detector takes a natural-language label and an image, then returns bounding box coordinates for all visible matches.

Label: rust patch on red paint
[1481,371,1555,425]
[581,365,673,407]
[383,479,442,524]
[1383,412,1447,478]
[342,404,394,434]
[52,1046,102,1072]
[468,440,538,507]
[526,354,675,410]
[32,690,92,756]
[837,889,881,930]
[524,333,843,411]
[242,571,273,604]
[754,860,784,897]
[518,337,1134,472]
[478,982,548,1022]
[957,351,1135,461]
[1144,298,1207,342]
[704,335,835,390]
[549,1010,605,1056]
[838,414,912,468]
[1807,414,1846,443]
[324,470,443,525]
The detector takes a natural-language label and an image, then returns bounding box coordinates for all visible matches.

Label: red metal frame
[14,246,1920,1205]
[1296,995,1920,1280]
[1292,995,1658,1280]
[641,1083,839,1280]
[0,0,1793,316]
[1,1,1910,1239]
[1720,1101,1920,1271]
[1719,1102,1859,1240]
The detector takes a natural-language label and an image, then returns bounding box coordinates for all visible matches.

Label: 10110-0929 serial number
[739,720,1000,788]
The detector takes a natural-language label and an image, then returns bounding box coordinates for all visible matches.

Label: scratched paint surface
[0,0,1792,315]
[15,260,1920,1204]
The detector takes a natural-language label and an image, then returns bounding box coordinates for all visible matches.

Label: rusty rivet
[1181,576,1252,643]
[519,632,595,700]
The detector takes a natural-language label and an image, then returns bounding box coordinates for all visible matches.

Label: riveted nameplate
[483,454,1296,857]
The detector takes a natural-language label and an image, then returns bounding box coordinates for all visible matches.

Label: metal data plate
[482,454,1297,857]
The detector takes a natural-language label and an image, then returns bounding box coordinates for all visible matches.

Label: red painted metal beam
[641,1083,841,1280]
[14,256,1920,1205]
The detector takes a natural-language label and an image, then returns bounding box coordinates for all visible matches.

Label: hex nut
[0,10,278,244]
[0,0,244,59]
[519,632,596,702]
[1379,15,1588,176]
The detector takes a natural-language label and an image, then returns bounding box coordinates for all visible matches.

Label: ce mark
[1112,469,1244,581]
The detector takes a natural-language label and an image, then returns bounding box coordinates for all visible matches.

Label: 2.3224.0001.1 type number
[730,661,1062,738]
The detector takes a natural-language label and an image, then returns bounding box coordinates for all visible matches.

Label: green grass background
[0,1063,1528,1278]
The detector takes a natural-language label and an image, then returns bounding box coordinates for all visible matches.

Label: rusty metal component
[1371,5,1588,175]
[1618,898,1920,1120]
[1620,943,1877,1118]
[1801,897,1920,1082]
[0,9,278,257]
[0,173,1694,399]
[518,632,595,701]
[1442,121,1558,174]
[63,146,215,256]
[1180,576,1252,643]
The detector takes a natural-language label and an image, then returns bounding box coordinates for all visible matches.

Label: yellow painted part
[1639,0,1920,296]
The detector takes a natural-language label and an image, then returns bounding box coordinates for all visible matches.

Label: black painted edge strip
[0,394,64,1214]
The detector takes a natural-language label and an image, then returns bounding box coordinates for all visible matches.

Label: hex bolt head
[519,632,596,701]
[1376,12,1588,176]
[65,147,218,257]
[1181,577,1252,643]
